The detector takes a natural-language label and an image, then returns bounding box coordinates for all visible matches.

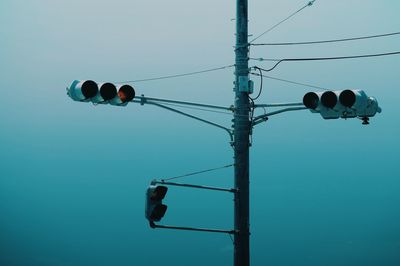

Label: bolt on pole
[234,0,250,266]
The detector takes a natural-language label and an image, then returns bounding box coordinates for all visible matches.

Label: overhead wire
[250,72,326,90]
[251,31,400,46]
[252,51,400,72]
[249,0,316,44]
[117,64,235,84]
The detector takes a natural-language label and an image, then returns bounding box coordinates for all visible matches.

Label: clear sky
[1,1,400,265]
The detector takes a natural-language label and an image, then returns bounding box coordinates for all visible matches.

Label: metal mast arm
[252,107,308,126]
[150,222,235,235]
[134,95,233,111]
[134,98,233,142]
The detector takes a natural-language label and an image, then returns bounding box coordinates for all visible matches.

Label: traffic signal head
[110,84,136,106]
[145,185,168,223]
[67,80,135,106]
[303,89,381,121]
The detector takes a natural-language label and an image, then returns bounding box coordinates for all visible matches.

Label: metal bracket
[150,221,236,235]
[252,107,308,126]
[154,180,237,193]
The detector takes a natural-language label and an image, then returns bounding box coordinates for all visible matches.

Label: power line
[161,164,234,182]
[251,31,400,46]
[250,72,326,90]
[117,64,235,84]
[252,51,400,72]
[249,0,316,44]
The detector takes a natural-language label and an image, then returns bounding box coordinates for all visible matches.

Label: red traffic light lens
[118,85,135,103]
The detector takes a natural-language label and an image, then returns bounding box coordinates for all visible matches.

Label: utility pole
[234,0,250,265]
[67,2,382,266]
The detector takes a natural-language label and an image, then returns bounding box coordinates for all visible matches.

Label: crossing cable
[251,31,400,46]
[161,164,235,182]
[252,51,400,72]
[249,0,316,44]
[117,64,235,84]
[250,71,326,90]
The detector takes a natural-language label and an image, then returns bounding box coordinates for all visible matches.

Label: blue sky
[1,1,400,265]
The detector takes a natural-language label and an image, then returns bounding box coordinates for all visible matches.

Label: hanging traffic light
[145,185,168,224]
[303,89,381,123]
[67,80,135,105]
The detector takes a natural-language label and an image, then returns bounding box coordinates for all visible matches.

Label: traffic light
[145,185,168,224]
[67,80,135,106]
[303,89,381,123]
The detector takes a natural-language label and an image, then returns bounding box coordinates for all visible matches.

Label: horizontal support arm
[254,102,304,108]
[253,107,308,126]
[150,222,236,235]
[134,95,233,111]
[154,180,237,193]
[136,98,233,142]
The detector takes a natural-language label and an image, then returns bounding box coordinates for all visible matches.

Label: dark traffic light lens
[81,80,98,99]
[303,92,319,109]
[151,186,168,201]
[99,83,117,101]
[118,85,135,103]
[339,90,356,107]
[150,204,168,221]
[321,91,337,108]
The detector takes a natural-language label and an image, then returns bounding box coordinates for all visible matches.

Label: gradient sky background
[1,1,400,265]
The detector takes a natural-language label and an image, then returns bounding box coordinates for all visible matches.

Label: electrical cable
[250,71,326,90]
[117,65,235,84]
[161,164,234,182]
[252,51,400,72]
[251,31,400,46]
[249,67,263,100]
[248,67,263,123]
[249,0,316,44]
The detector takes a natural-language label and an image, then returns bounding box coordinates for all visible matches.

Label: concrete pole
[233,0,250,265]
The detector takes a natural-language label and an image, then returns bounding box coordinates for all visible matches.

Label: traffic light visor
[118,85,135,103]
[321,91,337,108]
[81,80,98,99]
[339,90,356,108]
[303,92,319,109]
[150,204,168,221]
[68,80,99,101]
[150,186,168,201]
[99,83,118,101]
